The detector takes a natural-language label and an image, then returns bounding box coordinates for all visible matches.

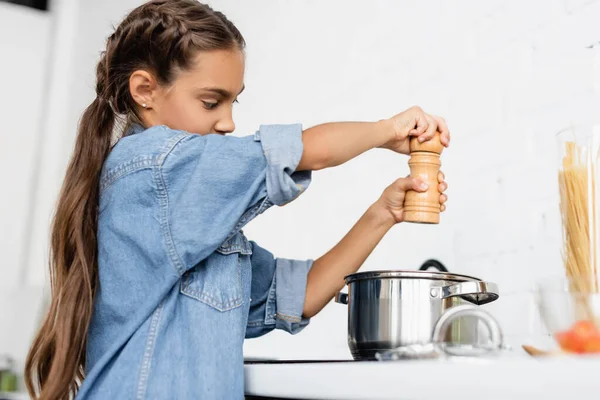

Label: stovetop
[244,359,362,364]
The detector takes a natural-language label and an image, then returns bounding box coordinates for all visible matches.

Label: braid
[94,53,111,106]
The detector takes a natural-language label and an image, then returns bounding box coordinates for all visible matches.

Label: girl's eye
[203,101,218,110]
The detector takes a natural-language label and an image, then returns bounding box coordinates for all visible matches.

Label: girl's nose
[214,110,235,134]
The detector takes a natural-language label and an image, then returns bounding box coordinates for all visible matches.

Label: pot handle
[335,292,348,305]
[432,305,504,355]
[430,281,499,305]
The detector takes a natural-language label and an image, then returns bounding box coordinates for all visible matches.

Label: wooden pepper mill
[403,133,444,224]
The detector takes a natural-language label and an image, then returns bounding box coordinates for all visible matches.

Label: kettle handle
[419,259,448,272]
[431,305,504,355]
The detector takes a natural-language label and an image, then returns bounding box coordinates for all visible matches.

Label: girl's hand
[375,171,448,224]
[380,106,450,155]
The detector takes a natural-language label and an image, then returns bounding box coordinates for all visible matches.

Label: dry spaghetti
[558,137,600,324]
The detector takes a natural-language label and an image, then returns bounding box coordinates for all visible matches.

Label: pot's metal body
[336,270,499,361]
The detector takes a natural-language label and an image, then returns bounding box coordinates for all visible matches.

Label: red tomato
[571,320,599,341]
[583,335,600,353]
[555,320,600,354]
[555,330,583,353]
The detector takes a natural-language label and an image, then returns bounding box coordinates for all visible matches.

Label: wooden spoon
[522,345,563,357]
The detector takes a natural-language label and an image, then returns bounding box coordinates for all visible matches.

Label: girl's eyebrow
[198,85,245,98]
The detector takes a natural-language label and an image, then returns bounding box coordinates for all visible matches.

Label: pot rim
[344,269,483,284]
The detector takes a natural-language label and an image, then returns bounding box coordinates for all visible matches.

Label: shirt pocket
[180,233,252,312]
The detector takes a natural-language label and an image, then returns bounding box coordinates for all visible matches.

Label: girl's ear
[129,70,158,109]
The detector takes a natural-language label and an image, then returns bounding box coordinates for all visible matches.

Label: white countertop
[244,354,600,400]
[0,392,28,400]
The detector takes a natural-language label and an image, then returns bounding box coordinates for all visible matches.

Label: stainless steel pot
[335,269,501,360]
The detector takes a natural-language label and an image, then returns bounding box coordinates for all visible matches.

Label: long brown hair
[24,2,245,398]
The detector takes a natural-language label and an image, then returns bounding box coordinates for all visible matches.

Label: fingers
[408,114,428,136]
[417,114,438,143]
[438,171,448,192]
[408,111,450,147]
[395,175,448,211]
[394,172,448,213]
[396,176,428,192]
[440,193,448,212]
[408,106,429,136]
[433,115,450,147]
[438,170,448,211]
[397,175,447,194]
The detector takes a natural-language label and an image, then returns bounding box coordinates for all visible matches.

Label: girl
[25,1,449,399]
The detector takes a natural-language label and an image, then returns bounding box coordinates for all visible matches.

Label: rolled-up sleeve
[162,124,312,274]
[246,241,313,338]
[255,124,311,206]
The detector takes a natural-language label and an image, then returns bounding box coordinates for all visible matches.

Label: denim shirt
[76,124,313,399]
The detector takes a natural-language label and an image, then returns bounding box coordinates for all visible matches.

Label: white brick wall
[216,0,600,358]
[6,0,600,364]
[0,3,50,288]
[0,2,51,370]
